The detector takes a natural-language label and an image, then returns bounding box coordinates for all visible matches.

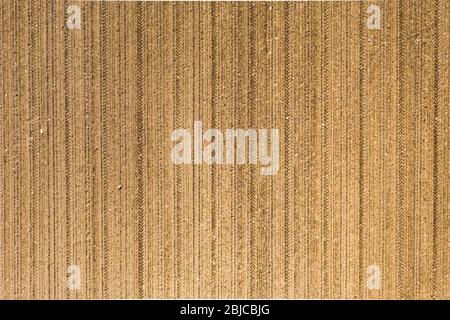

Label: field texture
[0,0,448,299]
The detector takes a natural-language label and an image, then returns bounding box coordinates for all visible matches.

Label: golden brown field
[0,0,448,299]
